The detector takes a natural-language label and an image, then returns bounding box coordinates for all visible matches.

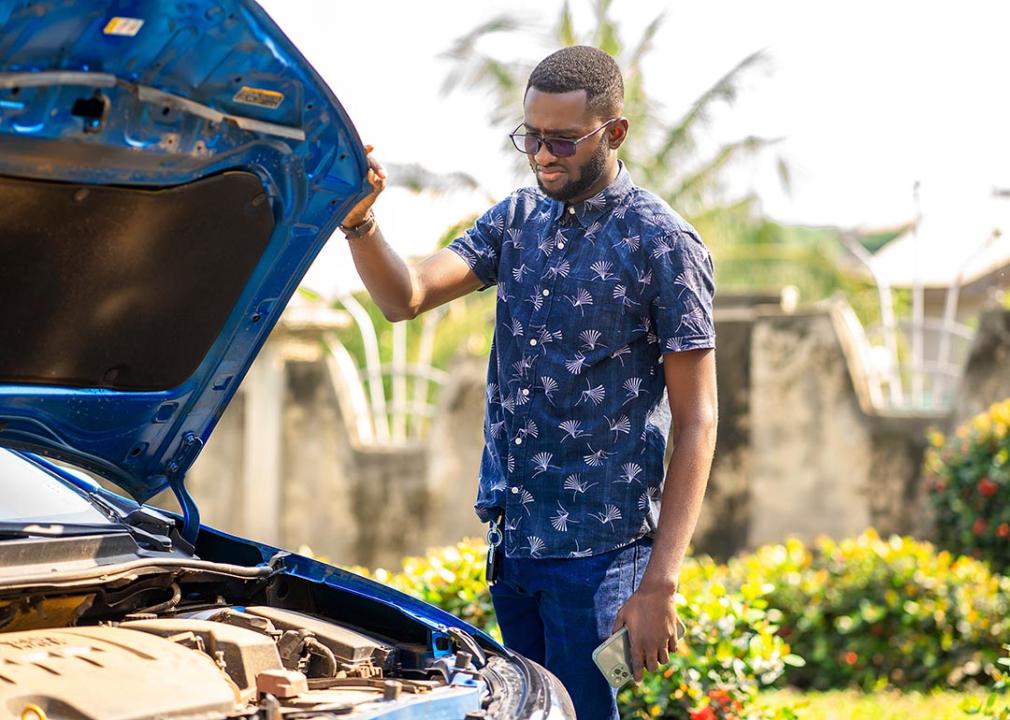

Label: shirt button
[568,206,575,215]
[542,289,550,296]
[522,388,530,396]
[511,486,519,495]
[557,242,565,250]
[529,338,538,346]
[514,437,523,445]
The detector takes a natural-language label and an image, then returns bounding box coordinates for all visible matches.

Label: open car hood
[0,0,368,540]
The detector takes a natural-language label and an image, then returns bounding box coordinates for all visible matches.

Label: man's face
[521,88,619,203]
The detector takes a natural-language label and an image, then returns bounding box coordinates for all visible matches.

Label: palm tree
[440,0,789,252]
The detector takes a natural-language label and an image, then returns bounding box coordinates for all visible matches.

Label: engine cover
[0,627,239,720]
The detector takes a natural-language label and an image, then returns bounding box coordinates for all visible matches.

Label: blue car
[0,1,574,717]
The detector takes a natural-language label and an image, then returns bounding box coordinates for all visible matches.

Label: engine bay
[0,561,502,720]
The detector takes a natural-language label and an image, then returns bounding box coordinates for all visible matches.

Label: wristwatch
[340,211,376,239]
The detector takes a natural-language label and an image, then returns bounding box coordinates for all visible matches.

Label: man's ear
[608,118,629,149]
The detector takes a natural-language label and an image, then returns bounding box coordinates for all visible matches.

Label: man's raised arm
[339,147,484,322]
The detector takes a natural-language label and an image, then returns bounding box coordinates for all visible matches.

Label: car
[0,1,575,718]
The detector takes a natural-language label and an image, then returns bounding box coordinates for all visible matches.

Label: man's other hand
[611,579,681,682]
[342,144,387,227]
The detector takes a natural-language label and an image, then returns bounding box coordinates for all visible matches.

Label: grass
[756,690,986,720]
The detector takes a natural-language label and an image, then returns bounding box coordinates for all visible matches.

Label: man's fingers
[668,633,680,653]
[644,647,661,674]
[657,645,670,666]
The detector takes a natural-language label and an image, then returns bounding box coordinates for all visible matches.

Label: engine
[0,606,484,720]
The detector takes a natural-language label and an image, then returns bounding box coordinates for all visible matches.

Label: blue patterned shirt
[448,164,715,559]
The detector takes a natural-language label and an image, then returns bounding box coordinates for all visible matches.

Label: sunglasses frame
[509,118,618,158]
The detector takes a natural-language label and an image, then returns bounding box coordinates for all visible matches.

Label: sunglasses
[509,118,617,158]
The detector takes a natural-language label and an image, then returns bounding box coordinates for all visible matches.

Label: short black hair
[526,46,624,118]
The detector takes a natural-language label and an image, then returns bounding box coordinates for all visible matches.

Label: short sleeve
[649,230,716,353]
[446,199,508,287]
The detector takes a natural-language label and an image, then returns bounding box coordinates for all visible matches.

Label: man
[339,46,717,719]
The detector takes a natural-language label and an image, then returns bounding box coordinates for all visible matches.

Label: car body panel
[0,0,369,539]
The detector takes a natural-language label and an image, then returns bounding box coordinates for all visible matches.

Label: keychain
[485,516,503,586]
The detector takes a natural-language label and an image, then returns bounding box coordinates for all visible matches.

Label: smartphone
[592,620,688,688]
[592,627,633,688]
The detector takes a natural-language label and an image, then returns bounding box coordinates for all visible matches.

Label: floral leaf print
[622,377,647,405]
[584,192,606,210]
[534,207,552,223]
[525,287,544,312]
[589,260,615,281]
[583,444,613,467]
[515,386,530,406]
[507,452,515,473]
[543,260,571,280]
[638,486,662,510]
[579,329,606,351]
[636,268,653,287]
[524,536,546,558]
[512,263,531,283]
[533,325,563,346]
[675,305,710,337]
[614,234,640,252]
[507,319,524,337]
[504,227,523,249]
[486,382,500,405]
[564,474,598,498]
[489,419,506,439]
[568,539,593,558]
[558,419,588,442]
[496,283,513,303]
[618,462,643,484]
[537,234,555,256]
[510,355,533,384]
[651,236,675,260]
[564,353,588,375]
[518,418,539,439]
[488,213,504,233]
[589,504,622,527]
[504,515,520,532]
[613,284,640,309]
[611,345,631,367]
[518,488,535,514]
[565,288,593,315]
[576,379,606,406]
[550,500,579,532]
[584,220,603,241]
[606,414,631,440]
[538,376,559,404]
[490,477,506,493]
[501,394,516,414]
[531,452,558,477]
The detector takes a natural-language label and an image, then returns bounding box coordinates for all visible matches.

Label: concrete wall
[172,307,1010,567]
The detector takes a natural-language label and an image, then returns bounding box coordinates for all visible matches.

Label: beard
[534,138,609,202]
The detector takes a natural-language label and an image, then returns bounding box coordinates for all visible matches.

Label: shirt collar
[550,161,634,227]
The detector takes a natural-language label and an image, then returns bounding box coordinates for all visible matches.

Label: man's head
[521,46,628,203]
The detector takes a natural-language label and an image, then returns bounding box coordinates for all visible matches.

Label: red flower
[979,478,999,497]
[843,650,859,665]
[934,480,947,492]
[690,707,717,720]
[973,518,988,535]
[997,523,1010,539]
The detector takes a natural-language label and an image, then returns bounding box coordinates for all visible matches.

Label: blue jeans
[490,536,652,720]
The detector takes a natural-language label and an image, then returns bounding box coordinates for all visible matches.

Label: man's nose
[533,141,558,167]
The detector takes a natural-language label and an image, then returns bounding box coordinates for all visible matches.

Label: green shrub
[726,531,1010,690]
[962,644,1010,719]
[361,540,798,720]
[350,538,500,639]
[925,399,1010,573]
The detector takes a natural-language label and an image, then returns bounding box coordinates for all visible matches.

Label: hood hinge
[165,432,204,545]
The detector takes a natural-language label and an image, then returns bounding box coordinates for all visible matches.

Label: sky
[260,0,1010,295]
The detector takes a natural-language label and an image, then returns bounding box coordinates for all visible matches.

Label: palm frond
[652,49,769,170]
[669,135,782,210]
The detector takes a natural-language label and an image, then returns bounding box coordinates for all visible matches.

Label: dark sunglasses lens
[545,138,576,157]
[522,135,541,155]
